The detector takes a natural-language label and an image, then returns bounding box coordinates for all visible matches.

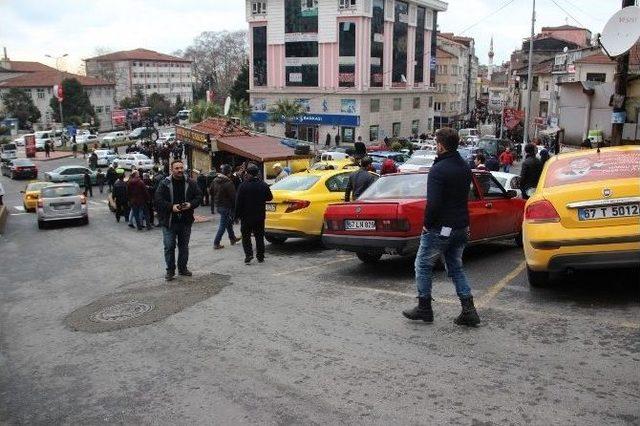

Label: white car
[13,136,27,147]
[491,171,521,195]
[76,134,99,145]
[34,130,61,150]
[112,153,154,171]
[101,131,127,146]
[90,149,118,167]
[320,151,349,161]
[398,155,436,173]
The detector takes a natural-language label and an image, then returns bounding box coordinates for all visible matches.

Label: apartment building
[246,0,448,143]
[85,49,194,106]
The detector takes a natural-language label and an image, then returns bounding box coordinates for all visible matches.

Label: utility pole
[611,0,635,146]
[523,0,536,146]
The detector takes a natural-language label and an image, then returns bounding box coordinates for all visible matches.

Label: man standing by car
[210,164,241,250]
[345,157,377,201]
[499,147,514,173]
[402,127,481,327]
[234,163,273,264]
[520,143,543,199]
[155,160,202,281]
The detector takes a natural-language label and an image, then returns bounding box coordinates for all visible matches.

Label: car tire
[10,171,15,179]
[81,217,89,226]
[356,252,383,263]
[515,230,523,247]
[265,235,287,245]
[37,220,45,229]
[527,265,550,287]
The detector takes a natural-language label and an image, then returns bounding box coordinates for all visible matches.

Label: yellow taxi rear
[22,181,51,211]
[265,170,352,243]
[523,146,640,286]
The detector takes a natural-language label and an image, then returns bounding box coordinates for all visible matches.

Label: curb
[0,205,7,234]
[31,153,75,162]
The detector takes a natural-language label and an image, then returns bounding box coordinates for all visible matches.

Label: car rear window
[27,182,50,191]
[544,150,640,188]
[3,143,17,150]
[359,173,428,199]
[42,186,79,198]
[271,175,320,191]
[12,159,33,166]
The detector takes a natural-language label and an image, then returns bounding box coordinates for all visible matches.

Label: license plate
[265,203,276,212]
[344,220,376,230]
[52,203,73,210]
[578,203,640,220]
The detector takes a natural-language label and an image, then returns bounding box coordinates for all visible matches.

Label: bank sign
[251,112,360,127]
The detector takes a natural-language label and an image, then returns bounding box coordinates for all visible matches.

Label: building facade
[246,0,448,143]
[85,49,194,106]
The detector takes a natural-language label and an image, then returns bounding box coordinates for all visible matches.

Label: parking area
[1,156,639,424]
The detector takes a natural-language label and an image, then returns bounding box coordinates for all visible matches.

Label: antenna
[600,6,640,57]
[223,96,231,116]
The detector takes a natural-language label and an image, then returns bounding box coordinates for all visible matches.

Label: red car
[322,171,526,263]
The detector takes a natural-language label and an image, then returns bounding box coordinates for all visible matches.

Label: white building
[85,48,194,106]
[246,0,448,144]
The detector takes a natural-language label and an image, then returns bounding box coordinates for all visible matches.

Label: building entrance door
[299,125,318,143]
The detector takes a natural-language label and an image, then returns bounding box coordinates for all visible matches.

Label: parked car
[477,137,511,158]
[397,155,436,173]
[128,127,158,141]
[112,153,154,171]
[1,158,38,179]
[265,169,377,244]
[322,170,525,263]
[101,131,128,146]
[13,136,26,147]
[320,151,350,161]
[34,131,53,151]
[90,149,118,167]
[44,165,97,186]
[76,134,99,145]
[310,159,358,171]
[491,171,521,194]
[1,143,18,162]
[21,181,51,211]
[523,146,640,287]
[37,183,88,229]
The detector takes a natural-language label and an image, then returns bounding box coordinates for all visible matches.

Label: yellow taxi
[21,181,51,212]
[309,159,359,171]
[523,146,640,286]
[265,169,361,244]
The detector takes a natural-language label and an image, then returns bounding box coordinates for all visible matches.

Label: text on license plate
[578,203,640,220]
[344,220,376,230]
[265,203,276,212]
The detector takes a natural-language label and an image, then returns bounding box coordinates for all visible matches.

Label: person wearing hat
[234,163,273,264]
[273,163,289,183]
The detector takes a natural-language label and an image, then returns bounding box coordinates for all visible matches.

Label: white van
[1,143,18,162]
[34,131,53,151]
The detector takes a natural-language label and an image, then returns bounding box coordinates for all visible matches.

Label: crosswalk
[8,199,110,216]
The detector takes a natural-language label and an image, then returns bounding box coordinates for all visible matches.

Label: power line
[547,0,586,29]
[459,0,519,35]
[556,0,604,23]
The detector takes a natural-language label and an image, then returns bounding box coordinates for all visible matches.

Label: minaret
[488,36,495,82]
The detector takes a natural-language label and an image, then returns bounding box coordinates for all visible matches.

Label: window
[414,6,426,83]
[284,0,319,87]
[450,103,455,112]
[434,102,441,112]
[475,174,506,198]
[325,173,350,192]
[369,125,379,141]
[413,97,420,109]
[370,99,380,112]
[37,88,45,99]
[586,73,606,83]
[339,0,356,9]
[392,122,401,137]
[338,21,356,87]
[105,106,111,113]
[428,96,433,107]
[393,98,401,111]
[285,0,318,33]
[392,1,409,84]
[253,26,268,86]
[411,120,419,135]
[252,0,267,15]
[427,117,433,131]
[544,81,549,91]
[95,106,103,113]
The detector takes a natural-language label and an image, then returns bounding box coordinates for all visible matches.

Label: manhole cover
[90,301,154,323]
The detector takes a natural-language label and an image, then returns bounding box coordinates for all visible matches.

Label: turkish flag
[53,84,64,102]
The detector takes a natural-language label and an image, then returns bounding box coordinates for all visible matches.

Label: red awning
[217,135,312,162]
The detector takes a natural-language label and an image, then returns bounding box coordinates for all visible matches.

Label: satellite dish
[600,6,640,57]
[223,96,231,116]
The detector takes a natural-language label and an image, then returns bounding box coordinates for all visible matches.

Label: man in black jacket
[344,157,377,201]
[112,171,128,223]
[234,163,273,264]
[154,160,202,281]
[519,143,543,199]
[210,164,241,249]
[402,127,480,327]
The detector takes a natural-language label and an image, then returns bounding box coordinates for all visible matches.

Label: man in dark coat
[127,170,150,230]
[345,157,377,201]
[83,171,93,197]
[82,143,88,158]
[210,164,241,249]
[334,133,341,146]
[234,163,273,264]
[325,133,331,147]
[196,170,209,206]
[106,165,117,193]
[96,168,105,193]
[520,143,543,199]
[155,159,202,281]
[112,172,128,222]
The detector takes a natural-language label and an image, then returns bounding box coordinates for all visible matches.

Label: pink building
[246,0,448,144]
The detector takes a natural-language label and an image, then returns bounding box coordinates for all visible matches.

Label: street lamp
[45,53,68,130]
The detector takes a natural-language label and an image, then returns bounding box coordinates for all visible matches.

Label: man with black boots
[234,163,273,264]
[402,127,481,327]
[155,160,202,281]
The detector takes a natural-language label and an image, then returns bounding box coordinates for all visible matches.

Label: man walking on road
[344,157,377,201]
[210,164,241,250]
[155,160,202,281]
[402,127,481,327]
[83,171,93,198]
[127,170,149,231]
[234,163,273,264]
[519,143,543,199]
[499,147,514,173]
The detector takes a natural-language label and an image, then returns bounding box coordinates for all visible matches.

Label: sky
[0,0,627,74]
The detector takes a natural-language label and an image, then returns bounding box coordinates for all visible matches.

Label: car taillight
[380,218,411,232]
[525,200,560,223]
[324,219,343,231]
[80,195,87,204]
[284,200,310,213]
[37,199,44,208]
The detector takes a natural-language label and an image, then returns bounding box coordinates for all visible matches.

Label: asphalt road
[1,156,639,425]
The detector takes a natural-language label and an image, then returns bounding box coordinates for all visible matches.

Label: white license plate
[578,203,640,221]
[344,220,376,230]
[265,203,276,212]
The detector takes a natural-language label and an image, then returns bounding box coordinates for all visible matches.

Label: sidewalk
[19,151,75,162]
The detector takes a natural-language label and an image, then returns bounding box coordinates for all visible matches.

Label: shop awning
[218,135,313,162]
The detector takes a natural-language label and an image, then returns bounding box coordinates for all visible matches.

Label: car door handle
[485,202,493,209]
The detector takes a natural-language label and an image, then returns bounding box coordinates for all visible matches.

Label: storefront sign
[340,99,357,114]
[251,112,360,127]
[288,72,303,83]
[176,126,210,150]
[25,134,36,158]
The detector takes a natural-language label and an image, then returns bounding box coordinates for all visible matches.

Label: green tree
[268,99,305,137]
[49,78,96,125]
[189,100,222,123]
[229,98,251,125]
[119,97,138,109]
[229,61,249,102]
[1,88,41,129]
[133,88,145,106]
[174,94,185,114]
[147,93,172,118]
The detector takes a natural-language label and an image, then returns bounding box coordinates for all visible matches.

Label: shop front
[175,125,213,175]
[251,112,360,145]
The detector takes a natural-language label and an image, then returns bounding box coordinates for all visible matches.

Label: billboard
[25,134,36,158]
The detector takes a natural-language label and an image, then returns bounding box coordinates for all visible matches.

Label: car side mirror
[20,190,25,194]
[506,189,518,199]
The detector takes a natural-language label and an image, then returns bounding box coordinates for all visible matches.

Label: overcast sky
[0,0,625,73]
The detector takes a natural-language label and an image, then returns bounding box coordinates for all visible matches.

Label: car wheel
[81,216,89,226]
[10,172,15,179]
[356,252,383,263]
[515,230,523,247]
[37,220,45,229]
[265,235,287,245]
[527,265,550,287]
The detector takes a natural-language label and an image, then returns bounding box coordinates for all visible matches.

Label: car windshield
[359,173,428,199]
[478,140,498,156]
[12,159,33,166]
[405,157,435,166]
[494,176,507,187]
[271,175,320,191]
[3,144,17,150]
[42,186,79,198]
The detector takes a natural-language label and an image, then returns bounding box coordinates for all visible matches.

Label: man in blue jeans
[403,127,481,327]
[210,164,241,249]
